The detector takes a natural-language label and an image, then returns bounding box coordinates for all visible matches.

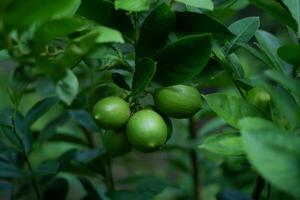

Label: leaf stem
[188,118,202,200]
[10,116,42,200]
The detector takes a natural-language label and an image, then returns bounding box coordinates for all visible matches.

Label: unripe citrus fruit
[102,130,131,156]
[126,109,168,152]
[92,96,130,129]
[247,87,270,111]
[154,85,202,118]
[144,105,173,141]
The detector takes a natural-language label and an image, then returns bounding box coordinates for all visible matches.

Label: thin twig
[11,116,42,200]
[188,118,201,200]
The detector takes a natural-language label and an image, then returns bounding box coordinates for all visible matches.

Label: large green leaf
[175,0,214,10]
[0,161,25,178]
[34,17,90,51]
[255,30,290,73]
[199,132,244,156]
[115,0,150,12]
[77,0,134,39]
[175,12,233,42]
[249,0,297,31]
[278,44,300,65]
[3,0,81,30]
[265,70,300,97]
[282,0,300,37]
[55,69,79,105]
[226,17,260,53]
[74,26,124,44]
[22,97,59,131]
[136,3,175,57]
[131,58,156,99]
[154,34,211,85]
[112,177,168,200]
[266,85,300,131]
[239,117,300,197]
[205,93,266,128]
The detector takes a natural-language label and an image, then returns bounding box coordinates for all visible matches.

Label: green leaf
[0,161,25,178]
[249,0,297,31]
[112,177,168,200]
[282,0,300,37]
[77,0,134,39]
[239,117,300,197]
[22,97,59,131]
[278,44,300,65]
[175,0,214,10]
[227,17,260,53]
[204,93,266,128]
[115,0,151,12]
[131,58,156,99]
[136,3,175,57]
[79,177,102,200]
[33,161,59,176]
[255,30,290,73]
[112,73,131,91]
[216,188,252,200]
[154,34,211,85]
[34,17,91,51]
[55,69,79,105]
[267,85,300,131]
[199,132,244,156]
[3,0,81,30]
[69,110,99,132]
[265,69,300,97]
[0,50,10,61]
[175,12,233,43]
[74,26,124,44]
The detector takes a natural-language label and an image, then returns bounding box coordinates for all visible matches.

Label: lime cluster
[92,85,202,156]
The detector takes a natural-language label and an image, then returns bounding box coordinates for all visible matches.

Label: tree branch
[189,118,201,200]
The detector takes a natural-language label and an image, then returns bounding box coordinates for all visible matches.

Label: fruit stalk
[188,118,202,200]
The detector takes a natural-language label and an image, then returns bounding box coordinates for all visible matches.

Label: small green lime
[154,85,202,118]
[92,96,130,129]
[126,110,168,152]
[247,87,271,111]
[102,130,131,156]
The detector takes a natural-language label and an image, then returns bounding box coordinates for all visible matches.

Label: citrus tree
[0,0,300,200]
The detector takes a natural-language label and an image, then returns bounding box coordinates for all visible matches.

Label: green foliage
[154,34,211,85]
[199,132,244,156]
[1,0,300,199]
[239,117,300,197]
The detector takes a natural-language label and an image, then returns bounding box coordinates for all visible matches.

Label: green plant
[1,0,300,200]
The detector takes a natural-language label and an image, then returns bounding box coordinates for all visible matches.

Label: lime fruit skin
[247,87,271,111]
[154,85,202,118]
[126,110,168,152]
[93,96,130,130]
[102,130,131,157]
